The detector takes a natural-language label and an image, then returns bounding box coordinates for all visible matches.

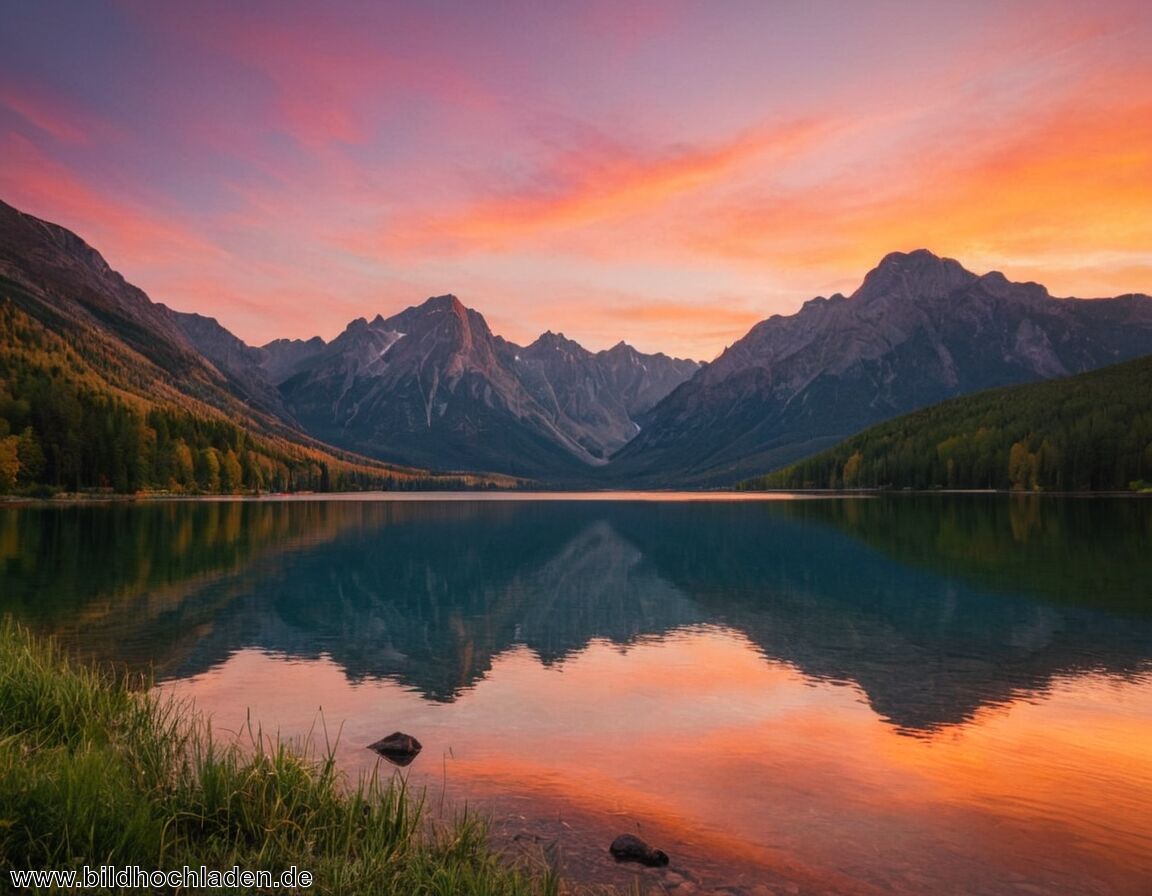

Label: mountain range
[3,197,1152,488]
[167,297,699,479]
[612,249,1152,483]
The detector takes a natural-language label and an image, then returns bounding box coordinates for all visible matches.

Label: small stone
[609,833,670,867]
[366,731,422,766]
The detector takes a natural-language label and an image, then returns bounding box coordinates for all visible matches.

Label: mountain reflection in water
[4,496,1147,735]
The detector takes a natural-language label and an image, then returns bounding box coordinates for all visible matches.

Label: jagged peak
[261,335,326,350]
[852,249,978,304]
[880,247,947,265]
[420,294,465,312]
[600,340,635,359]
[529,330,586,353]
[978,269,1049,304]
[872,249,970,277]
[172,308,223,328]
[800,294,844,310]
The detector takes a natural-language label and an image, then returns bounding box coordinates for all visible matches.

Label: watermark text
[9,864,313,891]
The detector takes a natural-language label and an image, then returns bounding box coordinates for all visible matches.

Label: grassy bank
[0,618,558,894]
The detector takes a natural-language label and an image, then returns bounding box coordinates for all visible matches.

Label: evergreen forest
[742,355,1152,492]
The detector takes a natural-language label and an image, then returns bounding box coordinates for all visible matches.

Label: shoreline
[3,486,1150,507]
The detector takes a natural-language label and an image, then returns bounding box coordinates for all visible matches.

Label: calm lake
[2,493,1150,895]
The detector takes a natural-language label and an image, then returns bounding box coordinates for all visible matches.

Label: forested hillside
[742,355,1152,492]
[0,297,513,495]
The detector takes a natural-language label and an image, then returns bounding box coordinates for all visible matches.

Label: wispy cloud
[0,82,95,144]
[348,118,838,258]
[0,133,225,267]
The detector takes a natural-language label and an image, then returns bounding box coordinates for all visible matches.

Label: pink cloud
[0,82,93,144]
[0,133,225,269]
[4,0,1148,362]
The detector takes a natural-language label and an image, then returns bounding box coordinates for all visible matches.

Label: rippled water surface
[2,494,1150,894]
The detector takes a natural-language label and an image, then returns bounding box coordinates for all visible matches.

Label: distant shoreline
[4,487,1150,508]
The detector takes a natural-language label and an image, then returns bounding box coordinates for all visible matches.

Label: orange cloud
[476,285,768,359]
[361,117,839,257]
[582,300,764,358]
[686,69,1152,297]
[601,300,764,329]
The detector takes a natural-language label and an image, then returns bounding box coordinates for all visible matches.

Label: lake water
[2,494,1150,895]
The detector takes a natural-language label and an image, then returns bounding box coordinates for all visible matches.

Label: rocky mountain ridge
[263,295,700,478]
[611,249,1152,484]
[159,287,701,479]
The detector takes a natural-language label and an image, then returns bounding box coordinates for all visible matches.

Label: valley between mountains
[2,197,1152,492]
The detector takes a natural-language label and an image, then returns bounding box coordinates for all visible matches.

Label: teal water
[2,494,1150,894]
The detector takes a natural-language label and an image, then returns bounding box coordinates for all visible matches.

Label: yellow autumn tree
[842,450,864,488]
[0,435,19,492]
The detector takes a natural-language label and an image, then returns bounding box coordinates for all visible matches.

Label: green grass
[0,617,561,894]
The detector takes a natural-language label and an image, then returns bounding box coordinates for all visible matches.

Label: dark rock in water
[609,833,669,867]
[367,731,422,766]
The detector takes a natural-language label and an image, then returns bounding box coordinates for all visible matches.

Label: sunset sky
[1,0,1149,359]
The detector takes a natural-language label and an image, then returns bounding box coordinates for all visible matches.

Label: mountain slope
[276,297,699,478]
[742,354,1152,492]
[611,250,1152,485]
[157,306,301,423]
[513,332,700,460]
[0,200,240,408]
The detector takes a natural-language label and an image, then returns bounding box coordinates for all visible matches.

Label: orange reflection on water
[870,677,1152,878]
[160,627,1152,895]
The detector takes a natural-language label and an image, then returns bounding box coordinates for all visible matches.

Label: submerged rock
[367,731,422,766]
[609,833,669,867]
